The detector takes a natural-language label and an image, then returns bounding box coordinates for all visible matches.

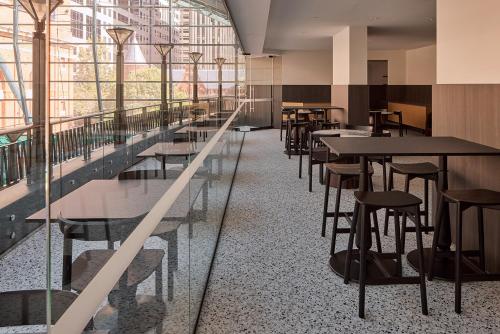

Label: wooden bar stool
[281,108,293,141]
[323,163,382,255]
[383,162,439,253]
[298,129,339,191]
[428,189,500,314]
[286,120,309,158]
[348,190,428,318]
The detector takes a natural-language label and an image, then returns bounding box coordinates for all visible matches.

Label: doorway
[368,60,388,110]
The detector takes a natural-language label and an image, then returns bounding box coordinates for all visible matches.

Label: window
[71,10,84,39]
[86,16,93,40]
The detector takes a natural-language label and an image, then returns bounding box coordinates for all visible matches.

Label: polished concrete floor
[196,129,500,334]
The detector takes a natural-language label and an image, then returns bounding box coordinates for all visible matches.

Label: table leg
[355,156,371,249]
[406,155,488,280]
[437,155,451,250]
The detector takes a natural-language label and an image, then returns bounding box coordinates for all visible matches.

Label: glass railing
[0,95,245,334]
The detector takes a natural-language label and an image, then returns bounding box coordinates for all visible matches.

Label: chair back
[58,215,140,243]
[0,290,80,327]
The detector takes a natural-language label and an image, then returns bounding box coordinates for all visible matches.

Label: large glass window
[0,0,246,128]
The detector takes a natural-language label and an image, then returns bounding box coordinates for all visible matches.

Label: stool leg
[393,210,403,276]
[331,175,343,252]
[280,122,283,141]
[428,196,445,281]
[319,163,324,184]
[322,170,331,237]
[299,138,303,179]
[478,206,486,271]
[455,203,463,314]
[382,158,387,192]
[369,176,382,253]
[383,168,394,236]
[401,175,410,254]
[308,146,313,192]
[359,205,368,318]
[413,206,428,315]
[344,202,359,284]
[424,179,429,234]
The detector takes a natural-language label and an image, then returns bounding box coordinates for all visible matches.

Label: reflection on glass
[0,0,246,332]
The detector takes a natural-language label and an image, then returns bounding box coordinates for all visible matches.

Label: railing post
[142,107,148,137]
[179,102,184,125]
[83,117,91,161]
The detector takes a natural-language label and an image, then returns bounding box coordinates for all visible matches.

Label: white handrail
[52,101,245,334]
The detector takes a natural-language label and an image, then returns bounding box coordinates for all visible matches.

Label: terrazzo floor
[196,129,500,334]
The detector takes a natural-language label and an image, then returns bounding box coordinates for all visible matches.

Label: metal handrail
[0,96,221,138]
[0,96,228,189]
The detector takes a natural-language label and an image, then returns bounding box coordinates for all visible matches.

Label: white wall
[368,50,406,84]
[245,56,273,85]
[406,45,436,85]
[368,45,436,85]
[437,0,500,84]
[333,26,367,85]
[333,28,350,85]
[281,50,332,85]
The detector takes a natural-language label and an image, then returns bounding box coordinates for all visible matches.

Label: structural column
[331,26,368,125]
[434,0,500,270]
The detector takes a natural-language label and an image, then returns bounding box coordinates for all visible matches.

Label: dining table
[369,110,403,136]
[321,136,500,283]
[26,179,206,222]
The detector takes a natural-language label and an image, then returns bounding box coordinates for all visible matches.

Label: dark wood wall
[369,85,432,110]
[433,84,500,271]
[282,85,331,103]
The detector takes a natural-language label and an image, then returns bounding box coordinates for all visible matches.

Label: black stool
[280,108,293,141]
[428,189,500,314]
[323,163,382,255]
[383,162,439,252]
[286,120,309,158]
[348,190,428,318]
[299,129,339,191]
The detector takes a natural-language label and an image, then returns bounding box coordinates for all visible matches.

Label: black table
[282,104,343,155]
[321,136,500,282]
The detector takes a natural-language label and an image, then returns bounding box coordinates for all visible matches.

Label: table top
[138,141,225,158]
[369,110,394,115]
[175,126,220,134]
[26,179,205,221]
[282,104,343,110]
[193,118,228,123]
[312,129,371,138]
[321,136,500,157]
[137,142,197,157]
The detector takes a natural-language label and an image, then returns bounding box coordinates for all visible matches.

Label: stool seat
[354,190,422,209]
[388,162,438,175]
[442,189,500,206]
[311,147,337,161]
[326,163,374,176]
[290,121,309,126]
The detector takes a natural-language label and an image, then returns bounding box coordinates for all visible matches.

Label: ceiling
[225,0,436,54]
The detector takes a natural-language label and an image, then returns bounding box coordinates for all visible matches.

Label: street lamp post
[154,44,173,127]
[214,57,225,112]
[106,27,134,145]
[189,52,202,104]
[18,0,63,184]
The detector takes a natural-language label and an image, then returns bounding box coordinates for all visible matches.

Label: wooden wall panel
[272,85,283,129]
[282,85,331,103]
[331,85,349,123]
[433,84,500,271]
[348,85,370,125]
